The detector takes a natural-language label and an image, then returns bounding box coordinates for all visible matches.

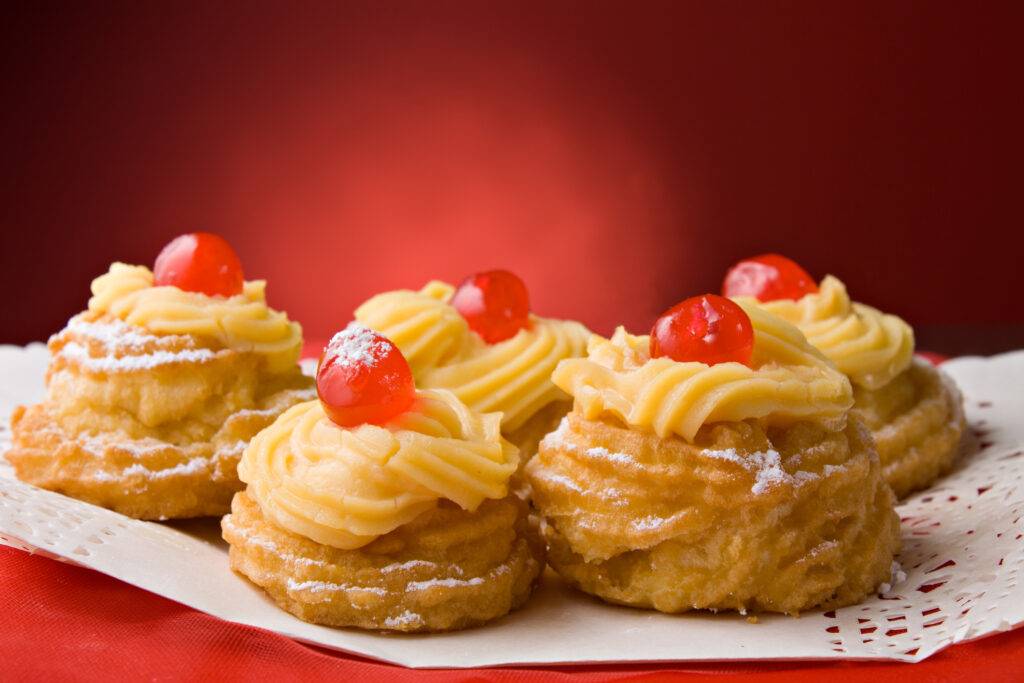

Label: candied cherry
[721,253,818,302]
[153,232,244,297]
[650,294,754,366]
[316,323,416,427]
[450,269,531,343]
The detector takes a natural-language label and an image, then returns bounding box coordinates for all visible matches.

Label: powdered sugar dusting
[279,559,512,597]
[57,317,219,372]
[878,560,908,594]
[541,418,638,466]
[406,576,485,591]
[79,434,244,482]
[539,417,571,449]
[701,447,822,495]
[223,516,325,567]
[530,471,584,493]
[219,439,249,457]
[384,610,424,629]
[80,435,172,459]
[602,487,628,506]
[66,318,178,350]
[122,457,209,480]
[379,559,464,576]
[90,456,211,482]
[232,407,288,421]
[584,445,636,466]
[805,539,839,559]
[822,463,848,477]
[405,560,511,592]
[286,578,388,596]
[325,322,389,368]
[59,341,217,372]
[631,511,687,531]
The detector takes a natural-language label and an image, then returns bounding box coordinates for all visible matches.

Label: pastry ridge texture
[223,491,544,632]
[738,277,965,497]
[6,313,313,519]
[853,358,966,499]
[526,411,901,614]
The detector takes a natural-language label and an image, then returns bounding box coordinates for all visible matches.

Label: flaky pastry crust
[852,358,965,498]
[526,412,900,614]
[6,314,313,519]
[222,490,544,632]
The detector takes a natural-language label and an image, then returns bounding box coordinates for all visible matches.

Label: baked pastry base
[527,412,900,615]
[7,380,311,520]
[853,358,965,499]
[6,314,314,519]
[223,490,544,632]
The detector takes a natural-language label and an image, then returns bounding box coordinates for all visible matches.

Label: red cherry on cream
[721,253,818,302]
[316,323,416,427]
[450,269,531,344]
[650,294,754,366]
[153,232,244,297]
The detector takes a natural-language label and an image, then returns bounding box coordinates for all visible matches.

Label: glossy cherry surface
[316,324,416,427]
[721,253,818,302]
[450,269,531,343]
[650,294,754,366]
[153,232,244,297]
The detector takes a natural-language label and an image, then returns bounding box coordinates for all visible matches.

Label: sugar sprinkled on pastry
[724,253,965,497]
[526,293,900,615]
[223,324,544,632]
[6,233,313,519]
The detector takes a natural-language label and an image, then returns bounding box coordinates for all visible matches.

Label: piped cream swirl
[355,281,590,431]
[552,302,853,441]
[88,262,303,373]
[238,389,519,549]
[737,276,914,390]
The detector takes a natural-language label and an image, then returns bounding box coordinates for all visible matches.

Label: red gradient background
[2,2,1022,348]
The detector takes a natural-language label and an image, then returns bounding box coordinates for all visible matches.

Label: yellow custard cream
[87,262,303,373]
[355,281,590,431]
[736,276,914,390]
[552,302,853,442]
[238,389,519,549]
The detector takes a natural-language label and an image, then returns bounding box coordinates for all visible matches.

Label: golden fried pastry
[852,357,965,498]
[353,273,590,463]
[526,296,900,614]
[223,324,544,631]
[224,491,541,632]
[725,255,965,497]
[7,237,312,519]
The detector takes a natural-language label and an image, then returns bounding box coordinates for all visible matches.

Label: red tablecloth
[2,546,1022,682]
[7,351,1022,681]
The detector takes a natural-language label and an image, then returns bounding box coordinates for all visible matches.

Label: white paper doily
[0,343,1021,668]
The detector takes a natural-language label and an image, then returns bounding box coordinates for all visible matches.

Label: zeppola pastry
[723,254,965,498]
[526,293,900,614]
[354,270,590,465]
[222,323,544,632]
[6,233,313,519]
